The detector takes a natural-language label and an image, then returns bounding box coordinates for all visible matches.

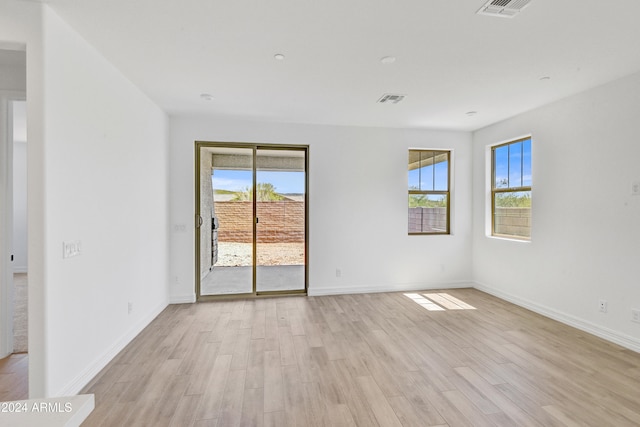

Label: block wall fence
[493,207,531,238]
[217,203,529,240]
[408,207,447,233]
[215,201,305,243]
[408,206,530,236]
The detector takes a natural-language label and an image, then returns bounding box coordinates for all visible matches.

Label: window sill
[487,234,530,243]
[409,232,451,236]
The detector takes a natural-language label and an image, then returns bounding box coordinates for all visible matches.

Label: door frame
[194,141,309,301]
[0,91,26,357]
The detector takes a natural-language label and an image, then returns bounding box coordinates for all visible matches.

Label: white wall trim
[55,300,168,397]
[474,281,640,354]
[13,266,27,274]
[309,280,474,297]
[169,294,196,304]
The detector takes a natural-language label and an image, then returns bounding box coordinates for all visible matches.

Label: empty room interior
[2,0,640,425]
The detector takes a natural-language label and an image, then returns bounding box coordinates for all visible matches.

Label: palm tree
[232,183,284,201]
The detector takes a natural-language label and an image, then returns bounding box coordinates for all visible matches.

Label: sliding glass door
[195,143,307,299]
[199,146,254,296]
[256,148,306,292]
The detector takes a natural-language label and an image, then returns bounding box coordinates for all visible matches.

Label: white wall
[40,7,169,396]
[472,71,640,351]
[170,117,473,301]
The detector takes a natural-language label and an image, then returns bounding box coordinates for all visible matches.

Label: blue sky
[495,138,532,188]
[212,170,305,194]
[408,160,449,191]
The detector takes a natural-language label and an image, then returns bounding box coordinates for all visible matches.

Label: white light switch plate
[63,240,81,258]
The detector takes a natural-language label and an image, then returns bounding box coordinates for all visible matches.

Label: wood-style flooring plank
[239,386,263,427]
[356,375,403,427]
[168,394,201,427]
[263,350,284,413]
[245,338,265,390]
[216,369,246,427]
[323,359,380,427]
[194,354,232,421]
[281,364,309,427]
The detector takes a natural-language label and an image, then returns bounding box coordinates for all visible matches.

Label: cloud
[212,177,251,192]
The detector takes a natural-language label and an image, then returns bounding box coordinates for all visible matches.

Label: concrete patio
[200,265,305,295]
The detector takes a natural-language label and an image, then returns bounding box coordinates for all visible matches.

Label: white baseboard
[474,281,640,354]
[169,294,196,304]
[56,300,168,397]
[309,280,473,297]
[13,266,27,274]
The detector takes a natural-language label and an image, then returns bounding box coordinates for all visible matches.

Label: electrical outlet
[632,181,640,196]
[599,300,607,313]
[128,302,133,315]
[336,268,341,278]
[632,309,640,323]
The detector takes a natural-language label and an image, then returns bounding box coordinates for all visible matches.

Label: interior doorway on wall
[0,47,28,401]
[195,142,308,299]
[12,100,27,354]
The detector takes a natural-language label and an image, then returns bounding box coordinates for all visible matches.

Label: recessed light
[380,56,396,64]
[200,93,213,101]
[274,53,285,60]
[466,111,477,117]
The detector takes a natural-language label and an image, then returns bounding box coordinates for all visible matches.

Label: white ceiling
[45,0,640,131]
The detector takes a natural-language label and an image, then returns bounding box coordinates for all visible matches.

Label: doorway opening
[195,143,308,299]
[11,100,27,354]
[0,46,28,401]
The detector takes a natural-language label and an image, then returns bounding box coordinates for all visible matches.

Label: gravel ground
[216,242,304,266]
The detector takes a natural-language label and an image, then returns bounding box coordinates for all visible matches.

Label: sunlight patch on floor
[404,292,476,311]
[423,293,476,310]
[404,293,445,311]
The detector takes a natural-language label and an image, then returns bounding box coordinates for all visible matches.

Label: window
[491,137,531,239]
[408,150,450,234]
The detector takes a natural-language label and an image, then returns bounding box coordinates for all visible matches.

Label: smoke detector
[476,0,533,18]
[377,94,406,104]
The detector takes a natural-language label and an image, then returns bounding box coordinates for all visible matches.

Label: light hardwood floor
[0,353,28,401]
[81,289,640,426]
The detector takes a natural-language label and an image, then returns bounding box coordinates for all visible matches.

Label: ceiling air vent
[476,0,533,18]
[377,94,406,104]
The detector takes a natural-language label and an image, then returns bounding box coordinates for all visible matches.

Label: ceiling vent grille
[476,0,532,18]
[377,94,406,104]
